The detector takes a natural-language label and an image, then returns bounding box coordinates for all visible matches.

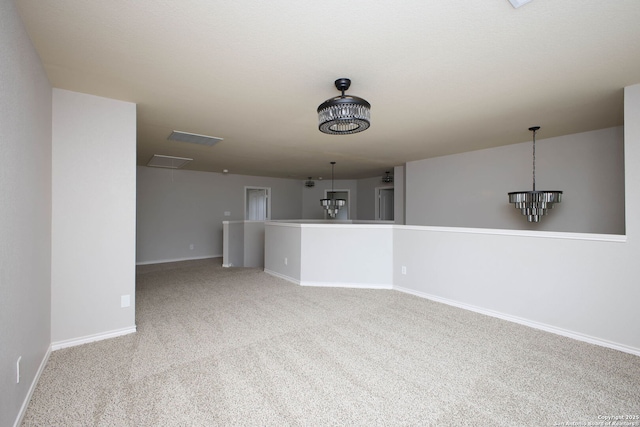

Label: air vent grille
[147,154,193,169]
[508,0,532,8]
[168,130,223,146]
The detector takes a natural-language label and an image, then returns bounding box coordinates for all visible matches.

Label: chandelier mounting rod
[530,126,540,191]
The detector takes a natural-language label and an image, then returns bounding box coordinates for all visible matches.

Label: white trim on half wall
[394,285,640,357]
[51,326,137,351]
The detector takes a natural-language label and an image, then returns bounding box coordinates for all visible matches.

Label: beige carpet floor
[22,258,640,426]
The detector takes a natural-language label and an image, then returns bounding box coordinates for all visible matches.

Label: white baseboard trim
[136,255,221,266]
[394,286,640,357]
[264,269,300,285]
[300,280,392,290]
[264,269,392,290]
[14,344,51,427]
[51,326,137,351]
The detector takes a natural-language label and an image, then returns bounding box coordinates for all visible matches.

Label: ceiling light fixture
[318,78,370,135]
[382,171,393,183]
[508,126,562,222]
[305,177,315,188]
[320,162,346,218]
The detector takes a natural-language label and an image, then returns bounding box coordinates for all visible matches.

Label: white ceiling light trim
[508,0,533,9]
[168,131,223,147]
[147,154,193,169]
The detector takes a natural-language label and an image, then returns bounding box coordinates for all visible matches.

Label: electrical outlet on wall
[189,244,194,250]
[284,257,288,265]
[402,266,407,275]
[121,295,131,308]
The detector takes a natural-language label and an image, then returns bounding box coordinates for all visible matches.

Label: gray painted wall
[51,89,137,343]
[406,127,625,234]
[0,2,52,425]
[356,176,386,221]
[136,167,303,264]
[138,169,400,264]
[265,223,302,280]
[356,169,404,222]
[393,85,640,354]
[223,221,244,267]
[394,165,405,224]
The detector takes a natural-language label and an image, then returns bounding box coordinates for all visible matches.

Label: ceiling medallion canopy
[317,78,370,135]
[320,162,346,218]
[508,126,562,222]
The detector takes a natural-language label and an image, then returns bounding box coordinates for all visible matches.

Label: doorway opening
[245,187,271,220]
[376,187,394,221]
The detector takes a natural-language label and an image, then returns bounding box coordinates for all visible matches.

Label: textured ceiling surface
[16,0,640,179]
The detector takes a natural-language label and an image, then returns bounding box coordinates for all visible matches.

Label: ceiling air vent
[168,130,223,147]
[147,154,193,169]
[508,0,532,8]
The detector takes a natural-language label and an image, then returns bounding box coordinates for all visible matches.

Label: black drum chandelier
[317,78,370,135]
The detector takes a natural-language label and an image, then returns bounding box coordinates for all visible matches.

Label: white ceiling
[16,0,640,179]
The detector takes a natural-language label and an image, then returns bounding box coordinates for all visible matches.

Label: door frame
[375,186,394,221]
[244,186,271,220]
